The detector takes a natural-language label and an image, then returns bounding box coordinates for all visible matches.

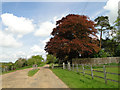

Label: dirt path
[1,65,68,88]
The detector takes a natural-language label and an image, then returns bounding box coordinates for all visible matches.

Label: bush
[15,58,27,69]
[27,55,44,66]
[93,49,110,58]
[46,54,58,64]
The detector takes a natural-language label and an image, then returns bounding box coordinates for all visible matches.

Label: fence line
[52,63,120,84]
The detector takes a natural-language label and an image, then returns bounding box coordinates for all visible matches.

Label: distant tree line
[0,55,44,73]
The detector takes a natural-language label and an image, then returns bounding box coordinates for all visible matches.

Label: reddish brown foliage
[45,14,100,61]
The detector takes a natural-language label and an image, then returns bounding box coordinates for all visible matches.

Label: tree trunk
[100,27,103,49]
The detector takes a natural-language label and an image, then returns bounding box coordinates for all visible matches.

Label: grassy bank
[28,69,39,77]
[52,67,119,88]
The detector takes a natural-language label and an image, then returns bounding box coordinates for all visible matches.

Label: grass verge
[28,69,39,77]
[52,68,119,88]
[0,65,32,75]
[38,63,45,67]
[49,63,59,68]
[1,64,45,75]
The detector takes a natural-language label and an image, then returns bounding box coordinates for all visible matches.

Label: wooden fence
[52,63,120,84]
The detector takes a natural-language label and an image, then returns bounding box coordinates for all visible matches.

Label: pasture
[52,63,119,88]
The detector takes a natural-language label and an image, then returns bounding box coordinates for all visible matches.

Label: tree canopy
[27,55,44,66]
[14,58,27,69]
[94,16,113,48]
[114,9,120,42]
[46,54,58,64]
[101,38,119,56]
[45,14,100,62]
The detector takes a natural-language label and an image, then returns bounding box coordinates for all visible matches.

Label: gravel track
[1,65,68,88]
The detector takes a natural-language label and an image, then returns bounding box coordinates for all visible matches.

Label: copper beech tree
[45,14,100,63]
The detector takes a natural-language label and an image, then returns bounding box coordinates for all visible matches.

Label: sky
[0,0,119,63]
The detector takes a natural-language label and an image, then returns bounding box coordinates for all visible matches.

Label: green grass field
[52,65,119,88]
[28,69,39,77]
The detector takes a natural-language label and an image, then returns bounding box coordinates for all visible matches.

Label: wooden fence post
[79,64,81,73]
[76,64,78,72]
[103,65,107,84]
[63,62,65,69]
[52,64,54,69]
[67,62,68,70]
[91,65,94,79]
[68,62,71,71]
[82,64,85,76]
[72,64,74,71]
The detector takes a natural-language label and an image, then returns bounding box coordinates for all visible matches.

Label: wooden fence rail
[52,63,120,84]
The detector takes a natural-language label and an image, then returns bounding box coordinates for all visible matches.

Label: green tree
[46,54,58,64]
[114,44,120,56]
[27,58,35,66]
[7,62,14,70]
[90,37,120,57]
[114,9,120,26]
[27,55,44,66]
[101,38,118,56]
[15,58,27,69]
[93,49,110,58]
[95,37,120,57]
[114,9,120,42]
[94,16,113,49]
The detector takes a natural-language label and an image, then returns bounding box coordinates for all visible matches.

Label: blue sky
[2,2,107,46]
[0,0,119,63]
[2,2,107,21]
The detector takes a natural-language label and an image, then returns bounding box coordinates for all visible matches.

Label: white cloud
[0,54,13,62]
[30,38,50,60]
[34,21,55,37]
[30,44,47,60]
[0,50,18,63]
[31,45,45,53]
[53,13,68,23]
[91,9,105,19]
[1,13,35,37]
[53,15,62,24]
[0,51,26,63]
[17,34,23,38]
[15,51,26,57]
[39,37,50,48]
[34,14,68,37]
[104,0,119,23]
[42,37,50,44]
[0,14,67,63]
[0,30,22,48]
